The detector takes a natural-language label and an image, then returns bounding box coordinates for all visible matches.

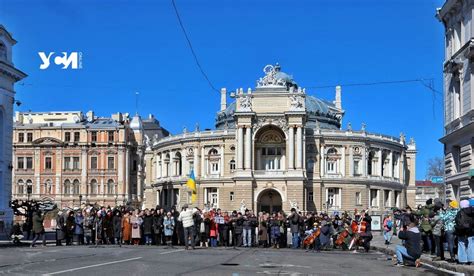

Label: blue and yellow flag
[186,169,197,203]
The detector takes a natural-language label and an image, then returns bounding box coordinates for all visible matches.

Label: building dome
[215,95,342,130]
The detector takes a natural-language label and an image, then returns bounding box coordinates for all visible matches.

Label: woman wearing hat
[440,200,459,262]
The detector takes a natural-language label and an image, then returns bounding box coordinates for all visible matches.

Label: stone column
[201,147,205,177]
[320,145,325,177]
[237,126,244,170]
[156,154,161,179]
[362,147,367,177]
[296,126,302,169]
[125,148,130,200]
[341,146,346,176]
[81,147,87,195]
[256,149,262,170]
[194,147,199,177]
[378,149,383,176]
[388,151,393,178]
[245,126,251,170]
[220,145,224,176]
[118,148,125,196]
[349,146,353,176]
[288,126,294,170]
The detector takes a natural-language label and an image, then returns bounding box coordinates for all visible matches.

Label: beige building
[12,111,168,208]
[0,25,27,225]
[144,64,417,214]
[437,0,474,201]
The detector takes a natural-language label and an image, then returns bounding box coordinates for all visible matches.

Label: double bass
[303,227,321,247]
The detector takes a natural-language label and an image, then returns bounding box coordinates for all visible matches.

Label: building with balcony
[437,0,474,201]
[12,110,168,208]
[415,180,444,207]
[143,64,417,214]
[0,25,27,226]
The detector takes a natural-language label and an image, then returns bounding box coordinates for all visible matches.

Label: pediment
[32,137,64,146]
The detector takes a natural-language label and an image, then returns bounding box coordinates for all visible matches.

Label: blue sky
[1,0,445,179]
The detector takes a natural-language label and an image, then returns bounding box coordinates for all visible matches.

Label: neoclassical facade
[0,25,27,225]
[437,0,474,201]
[144,64,417,214]
[12,111,168,208]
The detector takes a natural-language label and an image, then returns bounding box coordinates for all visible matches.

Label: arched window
[17,179,24,195]
[165,153,171,177]
[107,179,115,195]
[90,179,98,195]
[45,179,52,195]
[174,152,182,176]
[64,180,71,195]
[26,179,33,195]
[209,149,218,155]
[73,179,80,195]
[0,42,6,60]
[229,159,236,171]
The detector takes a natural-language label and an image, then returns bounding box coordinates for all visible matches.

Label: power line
[171,0,219,93]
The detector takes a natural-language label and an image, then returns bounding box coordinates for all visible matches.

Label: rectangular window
[108,157,115,170]
[91,131,97,142]
[73,157,80,170]
[26,157,33,169]
[17,157,24,169]
[230,191,234,201]
[189,161,194,174]
[108,131,114,142]
[45,157,52,170]
[90,156,98,169]
[64,157,71,170]
[353,160,360,175]
[355,192,362,205]
[326,188,340,208]
[74,132,80,142]
[308,191,314,202]
[370,189,379,207]
[210,162,219,174]
[18,133,24,142]
[327,160,336,174]
[65,132,71,142]
[208,188,218,208]
[27,133,33,142]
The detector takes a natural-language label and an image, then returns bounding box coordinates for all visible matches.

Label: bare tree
[425,157,444,180]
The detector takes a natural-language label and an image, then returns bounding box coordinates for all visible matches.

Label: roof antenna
[135,91,139,115]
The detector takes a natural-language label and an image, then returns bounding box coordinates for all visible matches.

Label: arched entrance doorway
[257,189,282,213]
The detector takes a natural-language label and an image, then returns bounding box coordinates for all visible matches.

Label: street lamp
[79,195,83,207]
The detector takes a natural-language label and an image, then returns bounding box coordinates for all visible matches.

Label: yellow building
[144,64,417,214]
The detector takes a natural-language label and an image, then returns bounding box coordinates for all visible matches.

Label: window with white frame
[370,189,379,207]
[64,180,71,195]
[229,159,236,171]
[17,179,24,195]
[327,159,337,174]
[326,188,341,208]
[205,188,219,208]
[208,149,220,175]
[353,159,361,175]
[73,157,80,170]
[395,191,401,208]
[326,148,339,174]
[261,147,283,170]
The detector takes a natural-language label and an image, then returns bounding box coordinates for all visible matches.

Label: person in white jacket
[178,204,198,250]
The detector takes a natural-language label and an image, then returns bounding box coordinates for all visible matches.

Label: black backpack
[455,210,472,234]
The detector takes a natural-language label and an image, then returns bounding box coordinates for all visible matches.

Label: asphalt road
[0,246,447,276]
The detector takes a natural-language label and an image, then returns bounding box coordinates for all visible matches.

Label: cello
[303,227,321,247]
[335,229,349,246]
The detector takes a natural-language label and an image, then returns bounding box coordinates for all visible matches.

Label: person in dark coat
[113,210,122,246]
[233,212,244,247]
[31,210,46,247]
[288,208,300,249]
[395,222,422,267]
[65,211,75,246]
[56,211,66,246]
[153,209,163,246]
[103,210,114,244]
[142,209,154,245]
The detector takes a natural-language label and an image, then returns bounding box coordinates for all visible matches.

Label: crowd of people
[382,198,474,266]
[13,196,474,267]
[20,204,374,252]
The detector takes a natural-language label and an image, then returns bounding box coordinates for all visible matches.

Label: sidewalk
[371,231,474,275]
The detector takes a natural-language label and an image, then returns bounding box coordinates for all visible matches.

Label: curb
[371,245,474,275]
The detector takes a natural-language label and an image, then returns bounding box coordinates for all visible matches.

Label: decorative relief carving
[252,116,288,132]
[289,94,304,111]
[237,95,252,112]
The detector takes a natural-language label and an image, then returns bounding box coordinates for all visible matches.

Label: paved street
[0,245,446,276]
